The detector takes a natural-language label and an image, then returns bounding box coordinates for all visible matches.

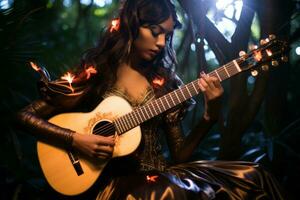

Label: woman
[18,0,285,199]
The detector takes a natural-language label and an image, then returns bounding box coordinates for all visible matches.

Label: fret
[129,113,136,128]
[159,98,166,111]
[170,93,176,106]
[125,113,133,130]
[135,109,143,123]
[191,81,198,93]
[212,70,221,81]
[139,106,147,121]
[144,105,152,119]
[114,120,122,134]
[186,86,192,97]
[149,101,157,116]
[116,118,124,133]
[131,112,138,126]
[149,102,155,116]
[174,91,181,103]
[223,65,230,77]
[217,69,227,80]
[154,100,162,113]
[164,95,171,109]
[120,117,129,131]
[180,88,187,100]
[233,59,241,72]
[142,106,150,120]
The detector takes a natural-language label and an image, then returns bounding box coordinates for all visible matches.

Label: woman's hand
[72,133,115,160]
[198,72,224,122]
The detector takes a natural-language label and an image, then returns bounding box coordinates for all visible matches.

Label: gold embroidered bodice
[103,86,167,171]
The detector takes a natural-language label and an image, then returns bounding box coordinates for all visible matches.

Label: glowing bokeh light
[80,0,112,7]
[296,47,300,55]
[191,43,196,51]
[247,76,255,84]
[216,0,233,10]
[0,0,12,10]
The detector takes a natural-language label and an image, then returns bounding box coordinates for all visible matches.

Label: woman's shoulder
[36,67,102,111]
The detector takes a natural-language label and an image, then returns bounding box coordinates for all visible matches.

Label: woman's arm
[17,98,115,159]
[17,78,115,159]
[17,99,76,147]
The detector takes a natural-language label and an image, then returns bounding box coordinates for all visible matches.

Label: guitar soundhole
[93,120,115,136]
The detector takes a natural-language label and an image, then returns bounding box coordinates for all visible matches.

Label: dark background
[1,0,299,199]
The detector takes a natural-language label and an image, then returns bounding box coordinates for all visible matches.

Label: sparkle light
[152,76,165,88]
[30,62,40,71]
[146,175,158,183]
[61,72,75,93]
[85,66,97,79]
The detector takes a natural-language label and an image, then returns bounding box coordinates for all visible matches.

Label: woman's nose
[156,34,166,49]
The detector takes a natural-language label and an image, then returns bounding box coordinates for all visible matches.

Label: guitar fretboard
[113,59,241,134]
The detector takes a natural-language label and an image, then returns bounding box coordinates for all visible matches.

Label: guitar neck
[114,59,242,134]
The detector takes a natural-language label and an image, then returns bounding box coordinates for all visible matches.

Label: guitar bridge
[68,150,84,176]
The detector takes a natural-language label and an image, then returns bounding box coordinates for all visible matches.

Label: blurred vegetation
[0,0,299,199]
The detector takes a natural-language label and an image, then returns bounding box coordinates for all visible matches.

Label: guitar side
[37,96,142,196]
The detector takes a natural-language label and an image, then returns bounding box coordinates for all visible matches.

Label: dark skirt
[96,160,285,200]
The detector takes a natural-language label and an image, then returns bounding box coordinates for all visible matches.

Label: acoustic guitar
[37,36,288,195]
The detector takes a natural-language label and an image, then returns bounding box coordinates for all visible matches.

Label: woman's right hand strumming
[72,133,115,159]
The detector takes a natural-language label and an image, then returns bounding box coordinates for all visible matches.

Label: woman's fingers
[200,72,216,89]
[95,144,114,154]
[94,151,112,159]
[97,135,115,146]
[198,78,208,92]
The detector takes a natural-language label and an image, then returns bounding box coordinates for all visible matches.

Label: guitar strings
[92,61,239,136]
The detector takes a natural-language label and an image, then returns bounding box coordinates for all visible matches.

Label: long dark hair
[81,0,182,96]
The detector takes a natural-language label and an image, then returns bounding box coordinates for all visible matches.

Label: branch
[178,0,231,64]
[231,0,255,53]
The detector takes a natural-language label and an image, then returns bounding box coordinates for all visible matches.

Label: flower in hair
[110,18,120,32]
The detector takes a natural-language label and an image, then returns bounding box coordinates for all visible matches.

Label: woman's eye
[150,28,160,37]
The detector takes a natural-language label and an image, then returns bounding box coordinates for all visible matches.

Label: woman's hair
[81,0,182,95]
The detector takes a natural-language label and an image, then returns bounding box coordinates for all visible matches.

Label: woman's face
[133,16,175,62]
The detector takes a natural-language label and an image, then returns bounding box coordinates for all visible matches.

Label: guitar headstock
[237,35,289,76]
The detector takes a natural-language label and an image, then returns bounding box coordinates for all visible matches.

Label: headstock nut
[268,34,276,40]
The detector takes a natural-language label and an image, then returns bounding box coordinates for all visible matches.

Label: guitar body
[37,96,142,196]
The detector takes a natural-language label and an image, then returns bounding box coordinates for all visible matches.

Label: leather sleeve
[17,76,94,147]
[17,99,76,147]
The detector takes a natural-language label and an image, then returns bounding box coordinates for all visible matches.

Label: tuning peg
[266,49,273,56]
[271,60,279,67]
[281,56,288,62]
[260,39,267,45]
[262,65,269,71]
[269,34,276,40]
[239,50,246,57]
[251,70,259,77]
[249,44,258,51]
